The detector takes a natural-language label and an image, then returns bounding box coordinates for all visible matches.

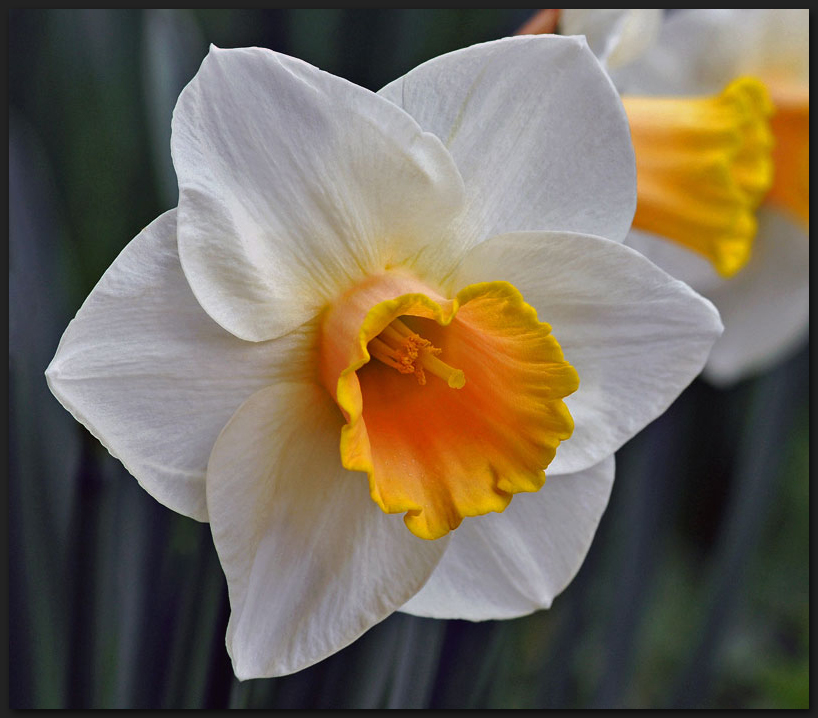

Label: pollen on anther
[368,318,464,388]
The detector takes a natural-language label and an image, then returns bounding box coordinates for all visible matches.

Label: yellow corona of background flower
[46,37,721,679]
[623,77,774,278]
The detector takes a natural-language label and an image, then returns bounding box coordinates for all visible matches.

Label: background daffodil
[46,36,722,679]
[608,8,809,386]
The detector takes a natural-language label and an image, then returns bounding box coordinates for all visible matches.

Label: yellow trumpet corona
[623,77,774,278]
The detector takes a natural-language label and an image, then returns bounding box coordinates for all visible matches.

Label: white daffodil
[608,9,809,386]
[46,36,722,679]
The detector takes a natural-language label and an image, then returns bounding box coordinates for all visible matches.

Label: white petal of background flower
[733,8,809,82]
[702,209,810,386]
[172,45,466,343]
[451,230,724,476]
[206,381,449,679]
[378,35,637,262]
[559,9,662,71]
[400,456,614,620]
[612,9,810,94]
[624,228,725,295]
[45,210,313,522]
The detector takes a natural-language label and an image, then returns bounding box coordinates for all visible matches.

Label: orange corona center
[766,80,809,228]
[319,270,579,540]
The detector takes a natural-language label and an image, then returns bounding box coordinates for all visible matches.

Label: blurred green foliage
[8,9,809,708]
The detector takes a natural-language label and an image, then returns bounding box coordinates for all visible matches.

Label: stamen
[368,317,465,388]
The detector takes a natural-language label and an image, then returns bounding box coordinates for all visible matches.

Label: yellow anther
[368,317,465,388]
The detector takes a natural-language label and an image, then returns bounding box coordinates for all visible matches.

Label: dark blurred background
[8,9,809,708]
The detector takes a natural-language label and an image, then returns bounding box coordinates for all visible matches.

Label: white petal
[172,45,465,342]
[613,9,810,94]
[379,35,636,255]
[45,210,310,522]
[559,9,662,70]
[206,381,449,679]
[702,209,809,386]
[400,456,614,620]
[625,227,725,295]
[451,230,723,476]
[737,9,810,83]
[611,9,740,95]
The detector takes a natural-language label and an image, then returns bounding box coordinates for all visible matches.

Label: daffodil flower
[609,9,809,385]
[46,36,722,679]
